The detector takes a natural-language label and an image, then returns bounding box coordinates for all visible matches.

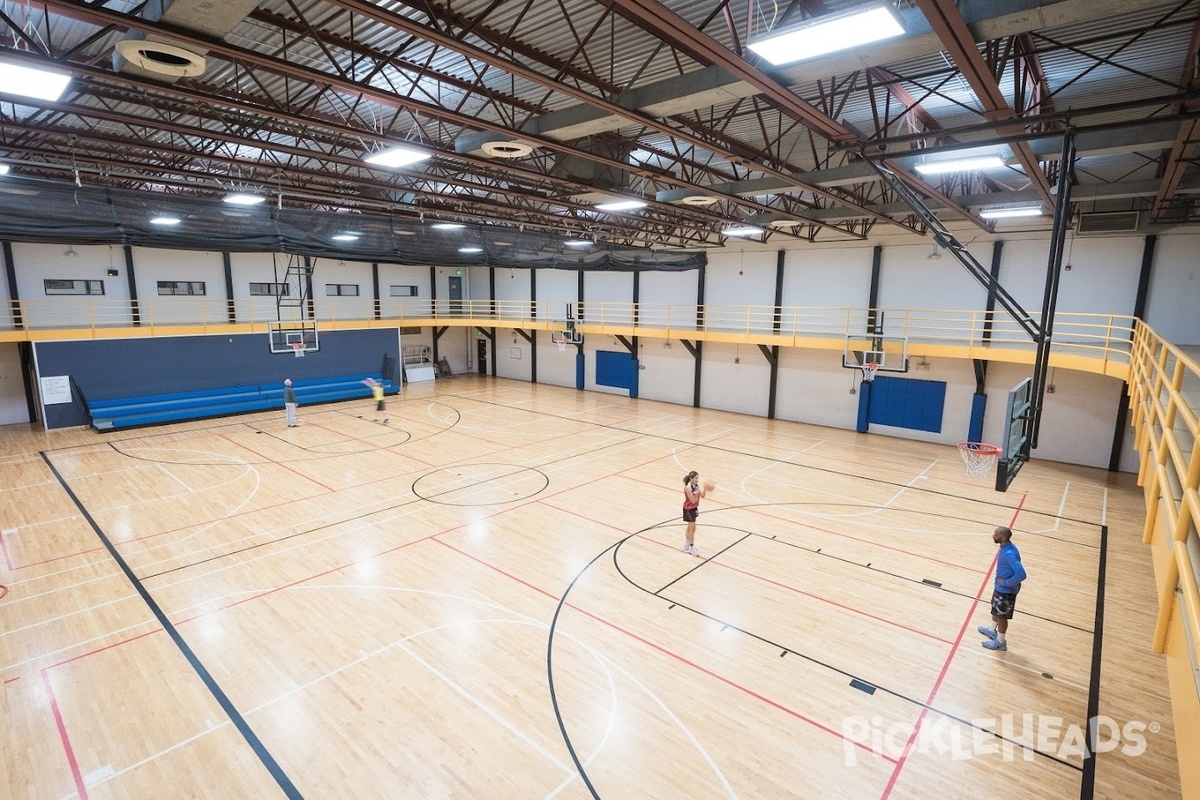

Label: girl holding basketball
[682,470,713,557]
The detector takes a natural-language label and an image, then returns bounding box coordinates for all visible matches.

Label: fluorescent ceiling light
[150,215,181,226]
[0,164,9,176]
[0,61,71,102]
[564,240,592,247]
[594,199,647,212]
[223,192,265,206]
[432,222,465,230]
[980,206,1044,219]
[747,5,904,66]
[458,246,483,253]
[364,145,431,169]
[724,226,763,237]
[915,155,1005,175]
[332,232,361,241]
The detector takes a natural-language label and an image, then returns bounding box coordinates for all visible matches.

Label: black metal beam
[222,252,235,325]
[1109,234,1157,471]
[2,241,22,330]
[1029,129,1077,450]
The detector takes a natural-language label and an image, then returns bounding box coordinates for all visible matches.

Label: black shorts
[683,507,698,523]
[990,590,1018,620]
[376,400,386,411]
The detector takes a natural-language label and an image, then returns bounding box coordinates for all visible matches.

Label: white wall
[699,341,772,416]
[315,259,374,321]
[13,243,132,328]
[133,247,225,324]
[0,344,27,425]
[635,339,697,406]
[1146,232,1200,345]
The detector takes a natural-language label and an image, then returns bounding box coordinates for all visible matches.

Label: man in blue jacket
[979,526,1027,651]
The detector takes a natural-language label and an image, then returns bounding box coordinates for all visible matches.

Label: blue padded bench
[88,374,398,430]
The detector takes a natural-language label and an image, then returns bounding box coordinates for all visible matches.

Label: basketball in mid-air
[703,480,716,494]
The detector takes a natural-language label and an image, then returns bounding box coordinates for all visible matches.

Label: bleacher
[87,373,398,430]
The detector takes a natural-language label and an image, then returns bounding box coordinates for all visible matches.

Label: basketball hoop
[557,340,566,352]
[291,342,306,358]
[860,361,879,382]
[958,442,1002,479]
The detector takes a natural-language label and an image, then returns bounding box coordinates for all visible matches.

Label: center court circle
[412,463,548,505]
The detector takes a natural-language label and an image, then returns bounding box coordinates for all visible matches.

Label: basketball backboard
[841,333,908,373]
[268,319,319,354]
[995,377,1033,492]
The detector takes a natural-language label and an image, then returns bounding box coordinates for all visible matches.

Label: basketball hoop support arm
[855,143,1044,344]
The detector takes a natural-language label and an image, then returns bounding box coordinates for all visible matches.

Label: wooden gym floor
[0,376,1181,799]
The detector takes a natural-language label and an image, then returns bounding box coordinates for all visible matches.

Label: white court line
[156,463,194,493]
[1101,487,1108,527]
[1026,482,1071,534]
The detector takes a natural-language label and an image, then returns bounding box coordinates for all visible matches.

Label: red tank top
[683,485,699,510]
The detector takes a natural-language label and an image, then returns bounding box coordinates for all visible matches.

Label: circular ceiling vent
[116,40,206,78]
[678,194,719,207]
[480,141,535,159]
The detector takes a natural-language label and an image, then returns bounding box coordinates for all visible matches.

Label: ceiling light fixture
[432,222,465,230]
[0,60,72,102]
[914,155,1005,175]
[747,4,904,66]
[332,232,361,241]
[223,192,265,206]
[724,226,763,237]
[364,145,431,168]
[458,246,483,253]
[979,206,1044,219]
[0,164,9,176]
[594,199,647,212]
[150,215,181,226]
[564,240,593,247]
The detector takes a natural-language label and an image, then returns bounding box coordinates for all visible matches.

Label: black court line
[611,525,1084,773]
[1080,524,1109,799]
[754,528,1094,634]
[651,533,751,595]
[439,390,1108,528]
[41,452,304,800]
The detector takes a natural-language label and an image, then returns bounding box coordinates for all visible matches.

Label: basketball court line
[609,527,1084,773]
[38,453,304,800]
[637,533,956,646]
[879,495,1030,799]
[4,451,575,666]
[42,669,88,800]
[423,532,902,800]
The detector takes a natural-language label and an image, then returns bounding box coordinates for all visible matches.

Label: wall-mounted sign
[40,375,72,405]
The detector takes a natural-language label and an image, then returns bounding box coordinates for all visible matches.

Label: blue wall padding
[630,359,639,398]
[576,352,585,390]
[866,376,947,433]
[595,349,634,390]
[36,328,398,428]
[856,381,871,432]
[968,392,987,442]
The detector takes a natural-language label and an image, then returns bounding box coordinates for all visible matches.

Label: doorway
[477,338,487,375]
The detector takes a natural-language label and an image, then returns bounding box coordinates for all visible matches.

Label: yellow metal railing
[1129,320,1200,797]
[0,297,1139,377]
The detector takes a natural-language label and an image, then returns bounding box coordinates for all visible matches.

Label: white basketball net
[861,362,879,382]
[958,442,1001,479]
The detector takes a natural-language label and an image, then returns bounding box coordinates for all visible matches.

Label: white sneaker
[685,544,700,557]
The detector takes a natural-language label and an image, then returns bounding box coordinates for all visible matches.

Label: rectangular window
[325,284,359,296]
[44,279,104,296]
[157,280,206,296]
[249,282,290,297]
[390,285,418,297]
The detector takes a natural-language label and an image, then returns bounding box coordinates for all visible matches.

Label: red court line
[220,434,337,492]
[42,668,89,800]
[666,542,955,647]
[432,536,896,762]
[48,629,163,670]
[4,675,20,684]
[879,493,1029,799]
[0,529,13,570]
